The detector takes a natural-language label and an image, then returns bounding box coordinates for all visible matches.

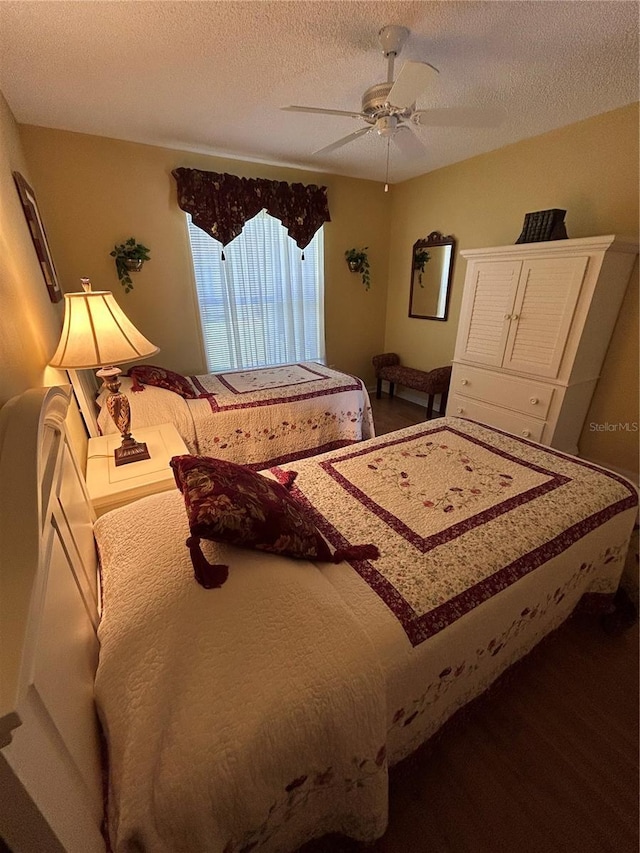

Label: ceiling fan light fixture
[376,115,398,137]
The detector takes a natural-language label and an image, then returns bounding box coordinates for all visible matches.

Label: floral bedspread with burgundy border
[272,417,638,647]
[185,362,375,468]
[93,417,638,853]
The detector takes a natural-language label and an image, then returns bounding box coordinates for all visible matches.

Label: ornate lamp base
[97,366,151,466]
[113,438,150,466]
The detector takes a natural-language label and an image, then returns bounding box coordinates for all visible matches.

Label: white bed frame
[0,386,104,852]
[67,368,101,438]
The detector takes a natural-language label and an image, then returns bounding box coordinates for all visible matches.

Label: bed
[0,386,637,853]
[74,361,374,469]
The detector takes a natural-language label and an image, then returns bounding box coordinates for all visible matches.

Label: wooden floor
[300,394,640,853]
[369,391,438,436]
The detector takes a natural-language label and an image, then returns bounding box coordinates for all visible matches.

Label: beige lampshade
[50,287,159,369]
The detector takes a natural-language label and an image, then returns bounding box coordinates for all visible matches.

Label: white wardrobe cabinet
[447,235,637,454]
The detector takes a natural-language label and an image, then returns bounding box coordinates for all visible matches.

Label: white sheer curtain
[187,210,325,372]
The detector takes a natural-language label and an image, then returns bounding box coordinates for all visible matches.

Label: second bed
[91,361,374,469]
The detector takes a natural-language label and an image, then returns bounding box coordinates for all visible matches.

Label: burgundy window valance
[172,168,331,251]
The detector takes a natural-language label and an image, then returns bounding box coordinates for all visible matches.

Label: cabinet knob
[457,407,464,414]
[512,313,520,320]
[461,379,469,386]
[522,430,530,438]
[529,397,539,405]
[503,313,511,320]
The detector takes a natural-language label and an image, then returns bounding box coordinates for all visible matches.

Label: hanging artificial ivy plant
[110,237,151,293]
[344,247,371,290]
[413,248,431,286]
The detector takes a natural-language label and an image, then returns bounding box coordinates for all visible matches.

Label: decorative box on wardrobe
[446,235,638,454]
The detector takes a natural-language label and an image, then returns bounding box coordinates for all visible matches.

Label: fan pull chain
[384,137,391,192]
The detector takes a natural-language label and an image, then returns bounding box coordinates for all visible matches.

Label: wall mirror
[408,231,456,321]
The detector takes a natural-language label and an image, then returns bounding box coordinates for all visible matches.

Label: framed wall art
[13,171,62,303]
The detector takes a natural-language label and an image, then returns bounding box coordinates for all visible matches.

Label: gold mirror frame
[408,231,456,321]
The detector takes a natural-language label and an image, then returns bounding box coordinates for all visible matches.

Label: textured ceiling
[0,1,638,184]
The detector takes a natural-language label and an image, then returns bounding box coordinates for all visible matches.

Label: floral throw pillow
[170,455,379,588]
[127,365,197,398]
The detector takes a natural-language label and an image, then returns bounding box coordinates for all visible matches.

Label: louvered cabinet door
[502,256,588,378]
[456,260,521,366]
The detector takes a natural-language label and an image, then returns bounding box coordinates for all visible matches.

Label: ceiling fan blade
[413,106,506,128]
[282,105,364,120]
[387,61,439,109]
[392,124,427,158]
[313,126,373,156]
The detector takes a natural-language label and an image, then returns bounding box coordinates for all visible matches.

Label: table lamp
[49,278,160,466]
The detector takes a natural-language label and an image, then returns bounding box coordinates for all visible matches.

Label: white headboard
[0,386,104,851]
[68,369,101,438]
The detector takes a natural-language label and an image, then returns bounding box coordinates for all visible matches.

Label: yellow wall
[8,104,639,475]
[385,104,639,475]
[0,94,87,458]
[19,127,391,385]
[0,92,65,403]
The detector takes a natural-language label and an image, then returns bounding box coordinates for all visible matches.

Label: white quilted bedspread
[97,365,374,469]
[94,420,637,852]
[94,491,387,853]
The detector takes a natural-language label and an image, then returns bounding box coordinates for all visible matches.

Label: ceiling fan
[283,25,502,158]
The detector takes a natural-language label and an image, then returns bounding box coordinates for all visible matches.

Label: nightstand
[85,422,189,517]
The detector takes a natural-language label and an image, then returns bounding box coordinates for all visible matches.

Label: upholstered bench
[372,354,452,419]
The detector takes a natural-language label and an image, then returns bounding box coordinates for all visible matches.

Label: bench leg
[426,394,434,420]
[376,378,382,399]
[388,382,395,399]
[440,389,449,416]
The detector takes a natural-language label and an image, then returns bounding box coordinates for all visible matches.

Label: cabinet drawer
[448,394,545,443]
[91,478,178,518]
[451,364,552,419]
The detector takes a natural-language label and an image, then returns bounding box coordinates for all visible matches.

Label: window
[187,210,325,372]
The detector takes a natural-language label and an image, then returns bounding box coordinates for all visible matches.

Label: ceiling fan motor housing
[362,82,411,119]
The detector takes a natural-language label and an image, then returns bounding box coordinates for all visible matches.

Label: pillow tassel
[332,543,380,563]
[273,469,298,490]
[130,375,145,392]
[186,536,229,589]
